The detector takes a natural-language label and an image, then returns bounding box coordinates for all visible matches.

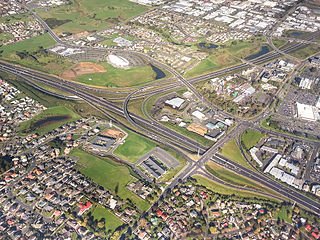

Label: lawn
[185,37,267,78]
[272,39,288,49]
[75,62,156,87]
[0,34,56,56]
[92,205,123,231]
[19,106,80,135]
[289,44,320,60]
[275,205,293,223]
[194,175,281,202]
[113,131,157,163]
[0,33,74,75]
[241,129,264,150]
[220,139,254,170]
[184,53,240,78]
[37,0,149,34]
[71,149,150,211]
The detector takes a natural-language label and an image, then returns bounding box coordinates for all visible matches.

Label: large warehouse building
[296,102,319,122]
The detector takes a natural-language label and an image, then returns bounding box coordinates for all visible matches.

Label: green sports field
[113,131,157,163]
[37,0,149,34]
[72,149,150,211]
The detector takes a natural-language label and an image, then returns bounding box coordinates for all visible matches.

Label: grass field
[19,106,80,135]
[275,205,292,223]
[92,205,123,231]
[0,34,56,56]
[0,33,74,75]
[241,129,264,150]
[75,62,156,87]
[37,0,149,34]
[185,37,267,78]
[113,131,156,163]
[194,175,281,202]
[272,39,288,49]
[289,44,320,60]
[71,149,150,211]
[220,139,254,170]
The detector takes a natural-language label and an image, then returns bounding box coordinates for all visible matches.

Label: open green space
[220,139,254,170]
[0,32,14,42]
[37,0,149,34]
[75,62,156,87]
[0,34,74,75]
[92,205,123,231]
[241,129,264,150]
[113,131,156,163]
[271,39,288,49]
[19,106,80,135]
[185,37,267,78]
[0,34,55,56]
[289,44,320,60]
[71,149,150,211]
[205,161,282,198]
[194,175,281,202]
[275,205,293,223]
[0,13,32,24]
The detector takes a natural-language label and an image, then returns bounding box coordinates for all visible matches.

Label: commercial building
[187,123,207,136]
[165,97,185,109]
[296,102,317,122]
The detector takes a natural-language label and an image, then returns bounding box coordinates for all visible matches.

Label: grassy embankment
[219,139,255,170]
[205,161,283,199]
[193,175,281,202]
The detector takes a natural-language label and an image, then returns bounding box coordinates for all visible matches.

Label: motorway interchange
[0,7,320,216]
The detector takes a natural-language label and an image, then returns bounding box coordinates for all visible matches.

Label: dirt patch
[61,62,106,81]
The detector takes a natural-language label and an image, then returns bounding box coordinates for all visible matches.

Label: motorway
[1,6,320,216]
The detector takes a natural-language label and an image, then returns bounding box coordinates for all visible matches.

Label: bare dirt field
[60,62,106,81]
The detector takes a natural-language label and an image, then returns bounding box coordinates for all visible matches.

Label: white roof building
[108,54,130,68]
[192,110,207,121]
[296,102,316,122]
[249,147,263,167]
[264,154,282,173]
[165,97,185,109]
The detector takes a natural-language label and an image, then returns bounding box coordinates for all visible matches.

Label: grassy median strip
[205,161,283,199]
[194,175,282,202]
